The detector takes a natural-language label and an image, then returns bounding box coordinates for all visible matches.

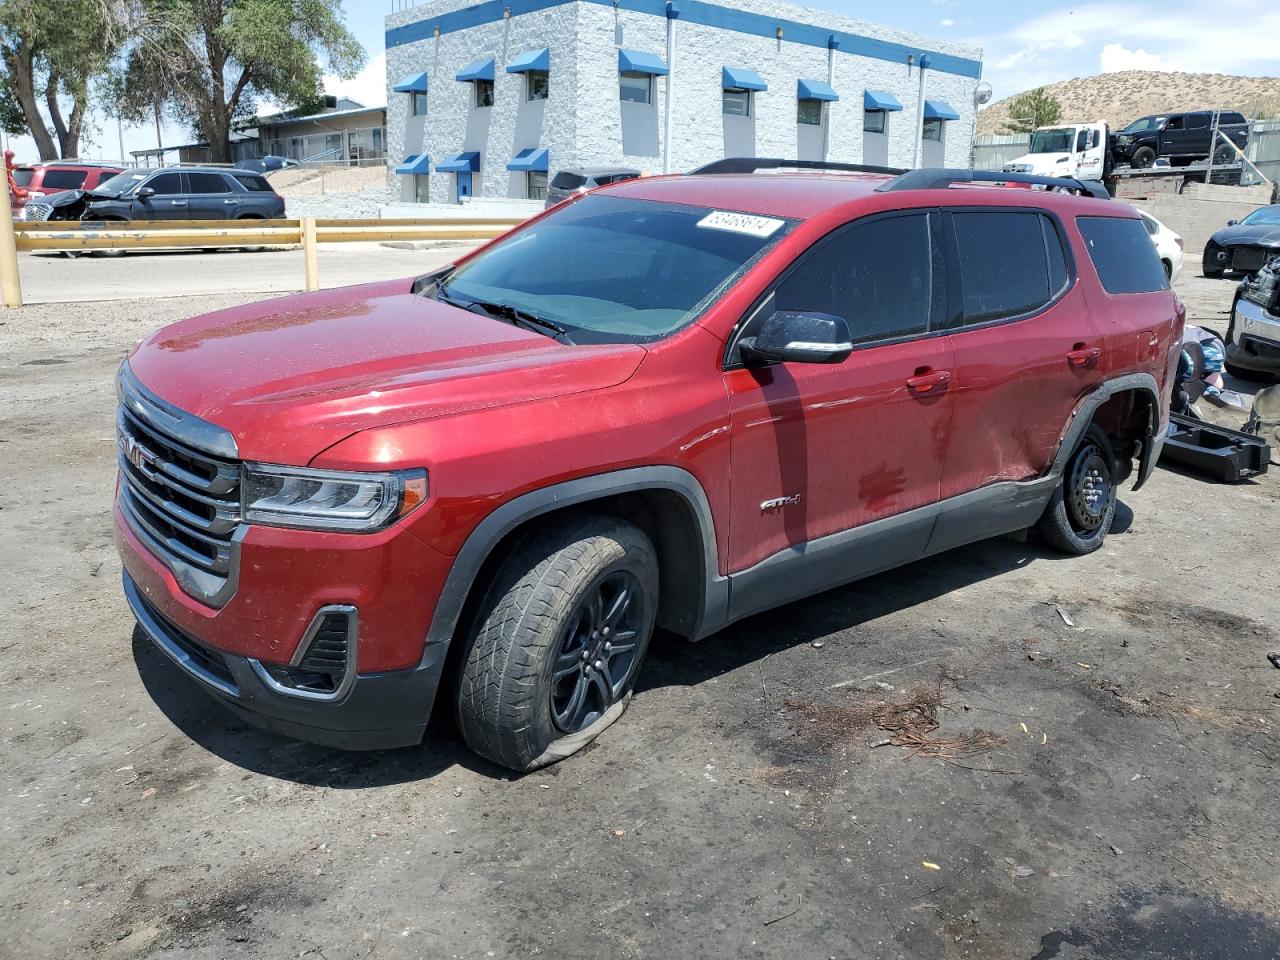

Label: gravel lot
[1,266,1278,960]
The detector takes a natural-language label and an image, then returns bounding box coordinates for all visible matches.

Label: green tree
[120,0,364,162]
[1000,87,1064,134]
[0,0,118,159]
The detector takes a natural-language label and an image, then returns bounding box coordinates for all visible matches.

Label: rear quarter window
[1076,216,1170,294]
[551,172,587,190]
[232,174,273,192]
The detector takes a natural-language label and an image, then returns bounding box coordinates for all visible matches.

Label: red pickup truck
[115,163,1182,771]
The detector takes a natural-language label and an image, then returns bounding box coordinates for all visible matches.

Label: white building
[385,0,983,205]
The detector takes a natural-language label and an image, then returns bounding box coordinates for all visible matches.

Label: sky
[4,0,1279,163]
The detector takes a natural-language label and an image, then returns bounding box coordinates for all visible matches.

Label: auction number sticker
[696,210,785,238]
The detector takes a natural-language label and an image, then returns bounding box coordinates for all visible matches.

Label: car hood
[1211,223,1280,248]
[1006,153,1075,173]
[126,278,647,464]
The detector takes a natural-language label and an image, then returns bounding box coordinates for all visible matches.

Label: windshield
[1241,207,1280,226]
[94,170,150,194]
[1028,128,1075,154]
[12,168,34,187]
[438,195,793,344]
[1122,117,1164,133]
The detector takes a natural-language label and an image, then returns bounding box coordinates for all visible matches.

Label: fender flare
[420,466,727,660]
[1053,373,1162,491]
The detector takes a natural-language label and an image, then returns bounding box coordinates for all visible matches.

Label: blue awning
[722,66,767,91]
[392,72,429,94]
[618,48,668,76]
[924,99,960,120]
[507,147,549,172]
[797,79,838,102]
[506,47,550,73]
[455,58,495,82]
[863,89,903,112]
[436,151,481,173]
[395,154,432,175]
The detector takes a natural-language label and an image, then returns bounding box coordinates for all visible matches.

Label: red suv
[10,160,123,217]
[115,163,1182,771]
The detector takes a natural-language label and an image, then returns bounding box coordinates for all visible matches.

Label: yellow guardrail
[0,212,527,307]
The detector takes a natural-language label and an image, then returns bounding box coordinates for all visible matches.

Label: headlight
[241,464,427,532]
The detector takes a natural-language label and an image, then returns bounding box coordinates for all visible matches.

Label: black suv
[1110,110,1249,168]
[23,166,286,222]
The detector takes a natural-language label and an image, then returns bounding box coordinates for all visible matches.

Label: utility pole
[116,114,126,165]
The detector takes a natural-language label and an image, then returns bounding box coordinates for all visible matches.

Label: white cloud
[939,18,955,27]
[1098,43,1183,74]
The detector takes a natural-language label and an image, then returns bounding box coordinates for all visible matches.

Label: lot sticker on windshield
[696,211,785,238]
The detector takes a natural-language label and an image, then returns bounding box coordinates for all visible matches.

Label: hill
[976,71,1280,135]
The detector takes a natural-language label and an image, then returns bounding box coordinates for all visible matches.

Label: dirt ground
[1,267,1278,960]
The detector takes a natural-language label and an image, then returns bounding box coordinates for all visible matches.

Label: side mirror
[137,186,155,199]
[740,310,853,366]
[1227,219,1239,226]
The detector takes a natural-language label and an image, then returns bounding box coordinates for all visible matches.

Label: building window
[527,170,548,200]
[412,92,428,116]
[723,89,751,117]
[475,79,495,107]
[527,71,549,101]
[619,71,652,104]
[414,174,430,203]
[797,99,823,126]
[863,109,885,134]
[923,118,944,142]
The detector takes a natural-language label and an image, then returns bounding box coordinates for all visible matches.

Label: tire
[235,214,265,252]
[1035,424,1118,556]
[456,515,658,772]
[1202,242,1225,278]
[1162,259,1172,281]
[1131,146,1156,168]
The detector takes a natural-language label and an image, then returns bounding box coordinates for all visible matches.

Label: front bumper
[1228,297,1280,373]
[125,571,446,749]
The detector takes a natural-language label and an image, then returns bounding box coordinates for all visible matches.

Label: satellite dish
[974,82,993,107]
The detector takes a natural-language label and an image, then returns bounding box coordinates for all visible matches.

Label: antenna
[974,82,993,107]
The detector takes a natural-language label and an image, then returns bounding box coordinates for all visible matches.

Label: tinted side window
[232,174,272,192]
[1077,216,1170,294]
[1044,217,1069,296]
[40,169,88,190]
[773,214,933,346]
[551,172,586,190]
[146,173,184,195]
[950,211,1052,324]
[187,172,230,193]
[1220,112,1247,125]
[1185,113,1208,129]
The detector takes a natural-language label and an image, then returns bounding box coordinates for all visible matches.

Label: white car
[1137,209,1184,282]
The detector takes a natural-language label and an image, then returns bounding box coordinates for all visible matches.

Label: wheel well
[1090,388,1156,464]
[235,212,263,219]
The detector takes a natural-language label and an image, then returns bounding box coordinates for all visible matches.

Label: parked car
[545,166,641,208]
[235,155,298,174]
[22,166,286,223]
[1110,110,1249,168]
[1137,209,1184,281]
[115,163,1181,772]
[9,160,122,217]
[1202,205,1280,278]
[1225,251,1280,379]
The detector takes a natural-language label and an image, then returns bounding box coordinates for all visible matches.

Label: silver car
[544,166,642,208]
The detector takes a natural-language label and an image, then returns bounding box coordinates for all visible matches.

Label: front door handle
[1067,344,1101,366]
[906,368,953,392]
[169,200,187,206]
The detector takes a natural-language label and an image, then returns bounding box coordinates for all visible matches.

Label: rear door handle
[169,200,187,206]
[906,368,953,392]
[223,198,239,204]
[1067,345,1101,366]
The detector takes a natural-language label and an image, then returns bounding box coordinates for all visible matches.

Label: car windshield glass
[1122,117,1163,133]
[439,195,793,344]
[95,170,149,194]
[1029,128,1075,153]
[1242,207,1280,226]
[12,169,34,187]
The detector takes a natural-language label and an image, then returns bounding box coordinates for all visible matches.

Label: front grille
[1231,247,1268,274]
[117,394,241,605]
[22,202,52,221]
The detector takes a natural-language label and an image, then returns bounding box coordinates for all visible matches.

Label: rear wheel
[1036,424,1118,555]
[456,516,658,772]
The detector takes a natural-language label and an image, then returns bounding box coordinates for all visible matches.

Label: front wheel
[1202,242,1225,278]
[1036,424,1118,555]
[1131,146,1156,168]
[456,516,658,771]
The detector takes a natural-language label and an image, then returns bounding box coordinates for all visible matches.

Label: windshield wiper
[437,285,573,343]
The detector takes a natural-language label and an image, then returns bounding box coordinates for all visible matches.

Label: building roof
[257,103,386,129]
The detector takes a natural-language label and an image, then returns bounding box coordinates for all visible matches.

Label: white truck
[1002,122,1109,181]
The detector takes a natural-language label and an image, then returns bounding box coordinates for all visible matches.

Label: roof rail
[688,157,906,177]
[877,168,1110,200]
